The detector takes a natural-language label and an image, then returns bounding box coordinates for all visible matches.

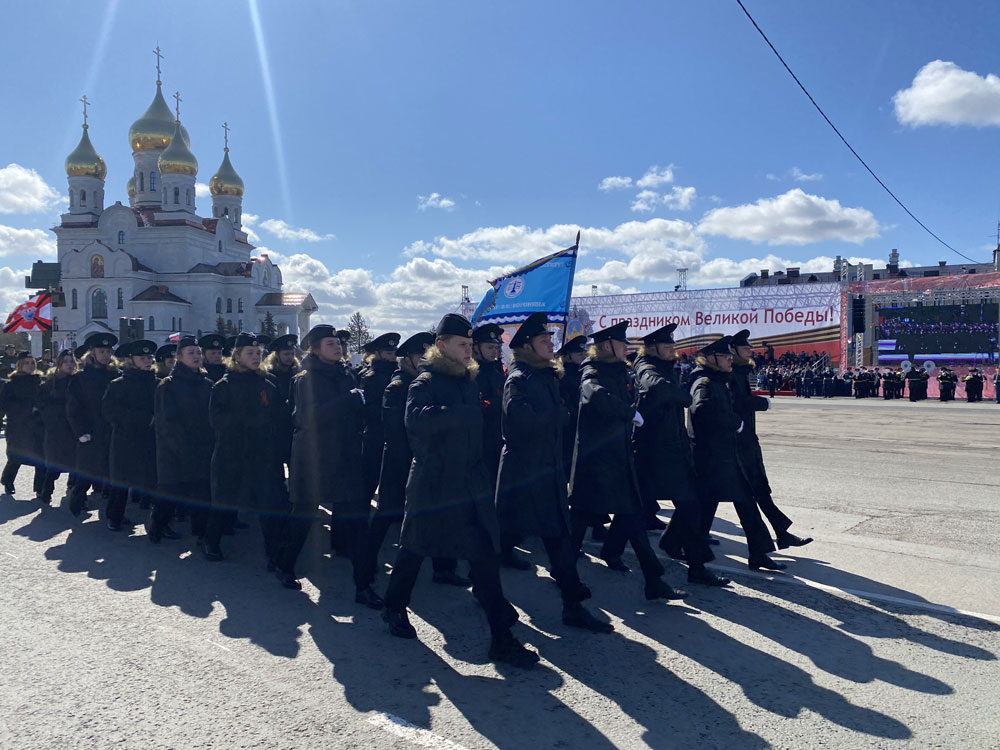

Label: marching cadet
[729,331,812,552]
[210,332,288,570]
[36,350,78,505]
[626,324,727,587]
[381,313,539,668]
[497,313,614,631]
[66,332,118,517]
[198,333,227,383]
[360,332,400,505]
[906,365,928,402]
[1,343,17,374]
[689,336,783,571]
[557,335,587,479]
[802,367,815,398]
[938,367,957,401]
[358,332,469,590]
[149,336,217,550]
[154,344,176,380]
[0,351,45,498]
[963,367,984,402]
[101,340,157,531]
[38,349,55,374]
[278,325,382,605]
[993,369,1000,403]
[569,320,687,601]
[262,334,300,404]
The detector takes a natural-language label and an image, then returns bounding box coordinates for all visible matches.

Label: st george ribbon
[471,231,579,347]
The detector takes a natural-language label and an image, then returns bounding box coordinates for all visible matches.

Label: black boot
[687,566,730,587]
[355,586,385,609]
[748,555,787,571]
[499,549,533,571]
[562,603,613,633]
[644,578,689,601]
[776,532,813,549]
[383,608,417,639]
[488,631,539,668]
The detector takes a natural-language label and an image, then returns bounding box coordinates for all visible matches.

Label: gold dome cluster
[158,120,199,176]
[128,84,190,153]
[209,149,244,197]
[65,125,107,179]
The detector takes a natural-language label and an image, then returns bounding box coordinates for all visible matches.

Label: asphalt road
[1,396,998,749]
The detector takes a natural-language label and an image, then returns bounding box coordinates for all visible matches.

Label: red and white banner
[567,282,842,360]
[3,291,53,333]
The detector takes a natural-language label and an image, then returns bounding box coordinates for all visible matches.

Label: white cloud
[241,212,262,244]
[0,225,56,258]
[0,164,61,214]
[259,218,334,243]
[631,190,661,213]
[417,192,456,211]
[790,167,823,182]
[697,189,881,245]
[598,176,633,191]
[195,182,211,198]
[894,60,1000,127]
[635,165,674,189]
[690,254,905,288]
[0,266,32,316]
[662,185,697,210]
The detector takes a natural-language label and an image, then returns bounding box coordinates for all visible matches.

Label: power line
[735,0,983,265]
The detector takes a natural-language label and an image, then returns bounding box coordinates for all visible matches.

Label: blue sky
[2,0,999,332]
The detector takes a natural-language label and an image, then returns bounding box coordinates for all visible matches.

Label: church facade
[53,76,315,347]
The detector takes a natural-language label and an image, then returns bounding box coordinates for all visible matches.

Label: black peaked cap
[642,323,677,346]
[510,312,552,349]
[591,319,630,343]
[436,314,473,339]
[397,331,434,358]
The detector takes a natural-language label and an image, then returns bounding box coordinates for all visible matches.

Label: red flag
[3,292,53,333]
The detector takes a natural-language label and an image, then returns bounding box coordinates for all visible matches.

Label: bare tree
[346,311,372,354]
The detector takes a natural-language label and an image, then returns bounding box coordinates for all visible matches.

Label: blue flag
[471,239,579,329]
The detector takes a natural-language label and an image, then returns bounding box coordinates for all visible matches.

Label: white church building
[53,73,315,347]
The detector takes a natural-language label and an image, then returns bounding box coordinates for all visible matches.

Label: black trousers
[107,486,130,525]
[384,547,517,636]
[277,507,367,587]
[68,477,107,515]
[659,499,712,567]
[358,513,456,588]
[540,535,587,605]
[573,509,665,584]
[151,481,221,543]
[701,499,775,558]
[755,493,792,538]
[1,459,45,495]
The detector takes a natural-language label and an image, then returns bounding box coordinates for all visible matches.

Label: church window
[91,289,108,319]
[223,208,229,217]
[238,298,244,313]
[227,298,233,313]
[117,288,123,309]
[69,190,74,208]
[139,172,144,192]
[173,187,180,204]
[149,316,155,330]
[178,317,182,330]
[238,319,243,331]
[90,255,104,278]
[262,268,270,287]
[149,171,157,191]
[235,209,241,225]
[216,297,222,314]
[171,317,176,330]
[186,189,192,206]
[80,190,86,207]
[118,230,125,245]
[71,289,78,309]
[218,240,222,252]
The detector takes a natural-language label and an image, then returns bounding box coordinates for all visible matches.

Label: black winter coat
[102,368,157,491]
[361,358,397,497]
[37,374,77,472]
[264,360,297,464]
[689,365,752,504]
[375,360,418,517]
[474,357,506,482]
[631,354,696,502]
[0,373,43,463]
[400,348,499,561]
[729,363,771,496]
[288,355,365,513]
[66,363,116,481]
[204,362,227,384]
[559,360,582,478]
[496,351,569,538]
[569,354,642,516]
[210,369,286,511]
[154,362,214,486]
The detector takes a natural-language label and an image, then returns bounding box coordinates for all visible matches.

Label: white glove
[632,411,644,428]
[352,388,366,406]
[763,396,772,410]
[737,421,744,434]
[78,434,92,443]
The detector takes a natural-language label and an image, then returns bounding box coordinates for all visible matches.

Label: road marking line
[3,552,16,559]
[709,564,1000,625]
[206,640,231,652]
[367,712,471,750]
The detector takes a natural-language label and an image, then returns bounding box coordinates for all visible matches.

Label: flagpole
[561,230,581,345]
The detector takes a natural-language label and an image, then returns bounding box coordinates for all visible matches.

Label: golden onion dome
[209,148,244,197]
[65,125,106,179]
[128,84,190,152]
[127,175,135,200]
[158,120,198,176]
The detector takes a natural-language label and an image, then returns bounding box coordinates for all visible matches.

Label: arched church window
[238,298,244,313]
[178,317,182,330]
[117,288,123,309]
[91,289,108,319]
[139,172,144,192]
[149,316,155,330]
[218,240,222,252]
[171,317,176,330]
[90,255,104,278]
[238,319,243,331]
[216,298,222,314]
[227,298,233,313]
[186,189,192,206]
[80,190,86,207]
[223,208,229,217]
[149,171,157,191]
[262,268,270,287]
[173,187,180,205]
[118,230,125,245]
[71,289,78,309]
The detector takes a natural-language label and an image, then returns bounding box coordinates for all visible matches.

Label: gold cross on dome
[222,121,230,150]
[153,45,164,84]
[173,91,182,121]
[80,94,90,127]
